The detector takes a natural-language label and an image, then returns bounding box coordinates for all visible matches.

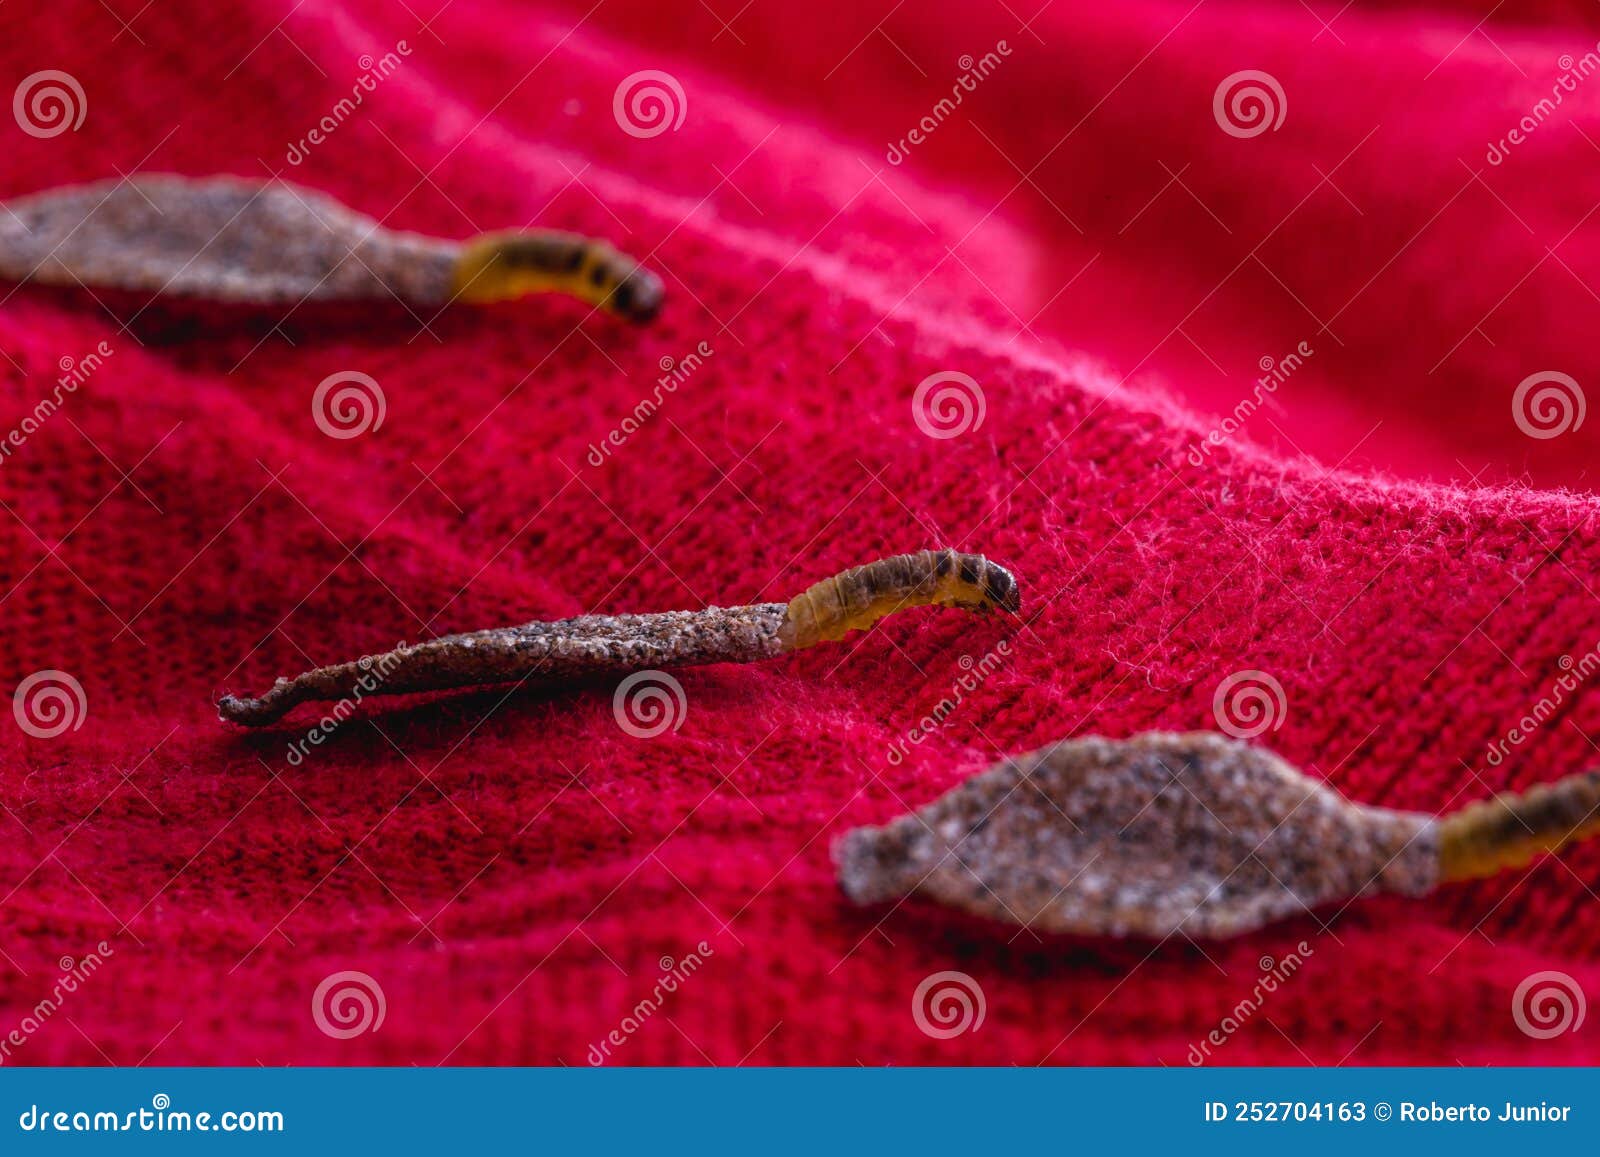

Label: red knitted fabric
[2,0,1599,1065]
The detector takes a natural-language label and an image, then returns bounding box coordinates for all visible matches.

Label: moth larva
[836,731,1600,939]
[778,548,1020,649]
[217,550,1020,726]
[0,174,664,323]
[450,230,663,323]
[1436,770,1600,881]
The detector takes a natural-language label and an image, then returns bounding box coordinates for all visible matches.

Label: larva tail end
[217,682,297,727]
[833,825,912,906]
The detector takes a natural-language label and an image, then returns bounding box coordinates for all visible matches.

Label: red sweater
[1,0,1596,1064]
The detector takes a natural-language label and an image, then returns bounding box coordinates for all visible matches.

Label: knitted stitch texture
[1,0,1598,1064]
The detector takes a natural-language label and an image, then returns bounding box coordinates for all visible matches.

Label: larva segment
[777,550,1020,651]
[450,230,665,322]
[1437,770,1600,881]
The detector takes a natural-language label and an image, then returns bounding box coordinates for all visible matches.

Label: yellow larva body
[1437,770,1600,881]
[779,549,1020,651]
[450,230,664,322]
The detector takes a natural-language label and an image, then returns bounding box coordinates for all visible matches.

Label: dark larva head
[981,559,1021,613]
[609,266,665,323]
[580,246,664,323]
[947,552,1020,614]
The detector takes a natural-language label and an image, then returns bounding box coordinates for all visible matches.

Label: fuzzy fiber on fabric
[2,0,1599,1065]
